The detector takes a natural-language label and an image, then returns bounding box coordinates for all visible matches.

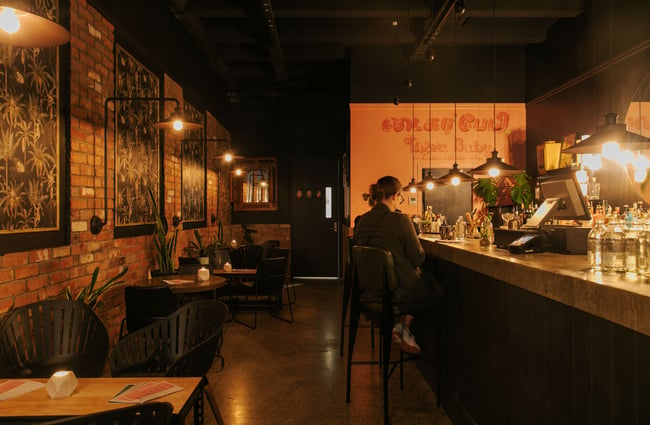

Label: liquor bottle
[602,219,625,272]
[624,219,642,274]
[587,219,606,271]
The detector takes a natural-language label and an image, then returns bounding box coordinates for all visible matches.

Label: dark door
[291,157,340,278]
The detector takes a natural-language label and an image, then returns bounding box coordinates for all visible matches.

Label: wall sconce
[45,370,77,399]
[90,97,201,235]
[0,2,69,47]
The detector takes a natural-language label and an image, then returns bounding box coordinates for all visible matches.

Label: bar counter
[419,235,650,337]
[416,235,650,425]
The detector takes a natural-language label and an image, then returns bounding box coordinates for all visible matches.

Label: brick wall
[0,0,234,349]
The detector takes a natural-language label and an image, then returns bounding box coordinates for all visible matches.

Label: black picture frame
[112,42,161,239]
[181,102,206,230]
[0,0,71,255]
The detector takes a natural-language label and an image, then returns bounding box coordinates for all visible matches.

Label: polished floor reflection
[205,279,452,425]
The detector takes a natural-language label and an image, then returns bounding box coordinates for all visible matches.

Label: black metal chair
[39,402,173,425]
[110,299,228,425]
[229,244,264,269]
[119,285,178,339]
[345,246,440,425]
[339,237,375,356]
[267,247,297,306]
[260,239,281,258]
[0,299,109,378]
[227,255,290,329]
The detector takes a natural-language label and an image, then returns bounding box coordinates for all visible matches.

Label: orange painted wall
[350,103,526,223]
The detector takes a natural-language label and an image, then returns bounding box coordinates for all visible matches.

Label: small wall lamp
[0,1,69,47]
[90,97,201,235]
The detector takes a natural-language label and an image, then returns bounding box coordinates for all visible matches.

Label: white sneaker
[392,323,403,344]
[400,327,421,354]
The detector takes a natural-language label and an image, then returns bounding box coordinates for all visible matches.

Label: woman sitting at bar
[353,175,443,354]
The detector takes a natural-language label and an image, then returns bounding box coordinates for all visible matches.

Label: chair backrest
[260,239,281,258]
[39,402,173,425]
[121,285,178,338]
[110,299,228,377]
[178,256,200,266]
[177,263,204,275]
[0,300,109,378]
[351,246,399,311]
[255,256,289,294]
[211,247,231,268]
[231,245,264,269]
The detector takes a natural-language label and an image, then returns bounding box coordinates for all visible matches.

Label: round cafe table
[149,274,227,301]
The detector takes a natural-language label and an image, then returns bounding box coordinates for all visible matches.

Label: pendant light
[403,102,419,193]
[416,103,441,190]
[469,0,521,178]
[153,103,202,131]
[562,0,650,157]
[437,9,473,186]
[0,2,69,47]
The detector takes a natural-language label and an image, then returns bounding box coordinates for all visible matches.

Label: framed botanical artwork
[113,42,161,239]
[0,0,70,254]
[181,102,206,229]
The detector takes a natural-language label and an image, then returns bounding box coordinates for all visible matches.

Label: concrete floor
[204,279,453,425]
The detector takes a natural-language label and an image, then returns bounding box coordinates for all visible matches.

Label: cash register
[495,168,591,254]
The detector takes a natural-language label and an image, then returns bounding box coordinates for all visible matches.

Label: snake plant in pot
[64,266,128,309]
[148,186,178,275]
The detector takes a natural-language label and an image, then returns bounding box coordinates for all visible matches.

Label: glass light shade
[416,172,439,191]
[0,4,69,47]
[436,163,473,186]
[153,107,202,131]
[563,112,650,155]
[469,150,521,177]
[402,177,418,193]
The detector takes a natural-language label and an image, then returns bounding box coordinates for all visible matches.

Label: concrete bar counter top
[419,235,650,337]
[417,235,650,425]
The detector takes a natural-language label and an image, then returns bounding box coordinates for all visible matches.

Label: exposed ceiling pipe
[411,0,456,60]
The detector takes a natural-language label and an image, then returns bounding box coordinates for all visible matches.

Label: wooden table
[212,268,257,278]
[150,274,227,295]
[212,268,258,328]
[0,377,204,424]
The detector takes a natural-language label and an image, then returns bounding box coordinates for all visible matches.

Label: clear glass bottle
[637,219,649,275]
[587,219,607,271]
[602,219,625,272]
[624,219,642,274]
[455,216,466,240]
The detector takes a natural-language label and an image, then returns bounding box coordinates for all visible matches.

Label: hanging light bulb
[416,103,439,190]
[0,7,20,33]
[436,10,473,187]
[468,0,521,178]
[403,103,419,193]
[0,3,70,47]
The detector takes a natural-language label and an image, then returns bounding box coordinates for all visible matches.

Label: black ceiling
[166,0,583,99]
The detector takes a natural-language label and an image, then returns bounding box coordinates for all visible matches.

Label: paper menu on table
[0,380,45,400]
[109,381,183,404]
[162,279,194,285]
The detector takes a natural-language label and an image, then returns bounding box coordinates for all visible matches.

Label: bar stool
[345,245,440,425]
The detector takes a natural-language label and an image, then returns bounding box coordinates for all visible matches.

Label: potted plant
[183,229,217,265]
[241,224,257,245]
[63,266,128,309]
[472,178,498,245]
[148,187,178,275]
[510,172,533,212]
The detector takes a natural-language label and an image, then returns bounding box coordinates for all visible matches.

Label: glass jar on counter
[587,219,607,271]
[624,219,643,274]
[455,216,466,240]
[602,219,625,272]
